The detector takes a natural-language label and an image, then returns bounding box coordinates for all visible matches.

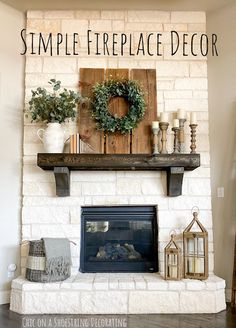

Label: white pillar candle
[190,112,197,124]
[152,121,159,129]
[173,119,179,128]
[177,108,186,119]
[160,112,168,122]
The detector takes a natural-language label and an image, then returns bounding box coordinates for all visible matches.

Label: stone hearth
[10,274,225,314]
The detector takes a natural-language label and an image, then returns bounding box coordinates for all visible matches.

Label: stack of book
[70,133,81,154]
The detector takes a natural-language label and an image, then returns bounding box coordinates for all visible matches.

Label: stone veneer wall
[22,10,212,276]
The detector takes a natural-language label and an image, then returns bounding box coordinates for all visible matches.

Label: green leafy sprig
[27,79,82,124]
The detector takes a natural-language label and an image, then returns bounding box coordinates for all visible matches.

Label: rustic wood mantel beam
[37,153,200,197]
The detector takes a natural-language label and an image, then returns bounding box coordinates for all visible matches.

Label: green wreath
[92,79,146,134]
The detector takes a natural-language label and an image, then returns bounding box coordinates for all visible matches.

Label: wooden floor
[0,304,235,328]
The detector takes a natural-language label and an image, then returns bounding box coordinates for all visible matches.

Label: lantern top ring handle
[169,229,177,238]
[191,206,200,215]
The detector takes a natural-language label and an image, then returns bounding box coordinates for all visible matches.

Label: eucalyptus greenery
[27,79,82,124]
[92,79,146,134]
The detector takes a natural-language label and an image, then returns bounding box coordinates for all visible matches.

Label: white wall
[207,3,236,301]
[0,1,25,304]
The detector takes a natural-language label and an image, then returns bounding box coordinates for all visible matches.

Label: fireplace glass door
[80,206,158,273]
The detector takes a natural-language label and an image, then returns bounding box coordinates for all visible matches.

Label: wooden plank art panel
[78,68,157,154]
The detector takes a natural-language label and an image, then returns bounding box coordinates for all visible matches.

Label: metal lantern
[183,211,208,280]
[164,234,181,280]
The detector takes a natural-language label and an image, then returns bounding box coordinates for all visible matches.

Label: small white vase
[37,123,66,153]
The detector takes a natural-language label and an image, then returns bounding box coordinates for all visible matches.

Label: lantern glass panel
[167,253,178,279]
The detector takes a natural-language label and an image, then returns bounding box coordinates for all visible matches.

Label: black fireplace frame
[80,205,158,273]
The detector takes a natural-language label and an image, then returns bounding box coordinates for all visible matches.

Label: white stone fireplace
[10,9,226,314]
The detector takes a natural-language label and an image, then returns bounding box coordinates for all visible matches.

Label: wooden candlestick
[172,127,180,154]
[159,122,169,154]
[152,127,159,155]
[178,118,186,153]
[190,124,198,154]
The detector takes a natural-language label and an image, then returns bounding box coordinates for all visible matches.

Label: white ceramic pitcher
[37,123,67,153]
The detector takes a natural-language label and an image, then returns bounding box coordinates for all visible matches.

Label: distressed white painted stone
[22,225,31,240]
[141,179,164,195]
[134,276,147,290]
[10,290,23,314]
[129,291,179,313]
[93,277,109,290]
[164,99,208,111]
[157,79,175,90]
[129,196,168,209]
[11,277,26,290]
[138,60,156,69]
[175,78,208,90]
[82,182,116,196]
[24,143,44,156]
[76,10,100,19]
[23,196,83,207]
[91,195,129,205]
[144,274,168,291]
[112,20,125,31]
[118,171,161,178]
[164,24,188,32]
[90,20,112,31]
[158,209,213,229]
[125,22,163,32]
[188,178,211,196]
[193,91,208,99]
[27,19,60,34]
[157,61,189,77]
[101,10,125,19]
[44,11,74,18]
[128,11,170,23]
[55,74,79,87]
[24,291,81,314]
[25,73,56,87]
[26,58,43,73]
[117,179,141,195]
[27,11,43,18]
[179,291,216,313]
[31,224,81,239]
[22,206,70,224]
[185,280,206,291]
[188,23,206,32]
[171,12,206,23]
[72,172,116,182]
[61,19,88,35]
[190,62,207,77]
[43,58,77,73]
[168,196,212,210]
[164,90,192,99]
[81,291,128,314]
[109,278,119,290]
[168,281,185,290]
[119,279,135,290]
[215,290,226,312]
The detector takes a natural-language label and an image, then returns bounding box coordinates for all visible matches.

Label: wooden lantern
[183,211,208,280]
[164,234,181,280]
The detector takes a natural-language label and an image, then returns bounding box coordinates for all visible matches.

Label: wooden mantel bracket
[54,167,70,197]
[37,153,200,198]
[167,167,184,197]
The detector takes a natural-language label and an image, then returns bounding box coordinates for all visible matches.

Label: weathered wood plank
[105,69,130,154]
[79,68,105,153]
[131,69,157,154]
[38,153,200,171]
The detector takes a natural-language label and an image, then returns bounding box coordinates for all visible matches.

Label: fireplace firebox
[80,205,158,273]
